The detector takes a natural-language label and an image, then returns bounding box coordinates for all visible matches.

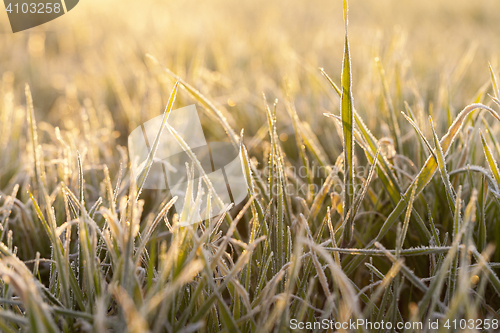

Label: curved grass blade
[345,103,499,275]
[399,182,417,252]
[373,104,498,244]
[374,242,448,313]
[376,57,402,153]
[448,164,496,187]
[448,186,462,304]
[239,130,265,219]
[146,54,239,147]
[429,116,456,213]
[321,72,401,202]
[401,112,437,162]
[136,80,179,198]
[420,189,475,320]
[471,247,500,297]
[325,111,432,245]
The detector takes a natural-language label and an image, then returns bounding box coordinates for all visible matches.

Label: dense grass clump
[1,0,500,332]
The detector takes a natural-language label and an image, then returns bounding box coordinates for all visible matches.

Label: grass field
[1,0,500,332]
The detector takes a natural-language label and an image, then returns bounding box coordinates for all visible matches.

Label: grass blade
[340,0,355,242]
[480,131,500,193]
[136,81,179,197]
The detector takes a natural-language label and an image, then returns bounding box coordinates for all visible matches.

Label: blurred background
[1,0,500,137]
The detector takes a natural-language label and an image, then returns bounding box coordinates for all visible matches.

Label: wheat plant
[0,0,500,332]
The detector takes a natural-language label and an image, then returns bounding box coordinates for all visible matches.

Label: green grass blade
[136,81,179,197]
[373,104,498,244]
[489,62,500,99]
[344,104,498,275]
[480,131,500,192]
[340,0,355,242]
[471,248,500,297]
[146,54,239,147]
[376,57,402,153]
[447,186,462,304]
[477,175,487,252]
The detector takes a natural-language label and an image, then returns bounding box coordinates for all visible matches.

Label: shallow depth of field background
[1,0,500,331]
[1,0,500,134]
